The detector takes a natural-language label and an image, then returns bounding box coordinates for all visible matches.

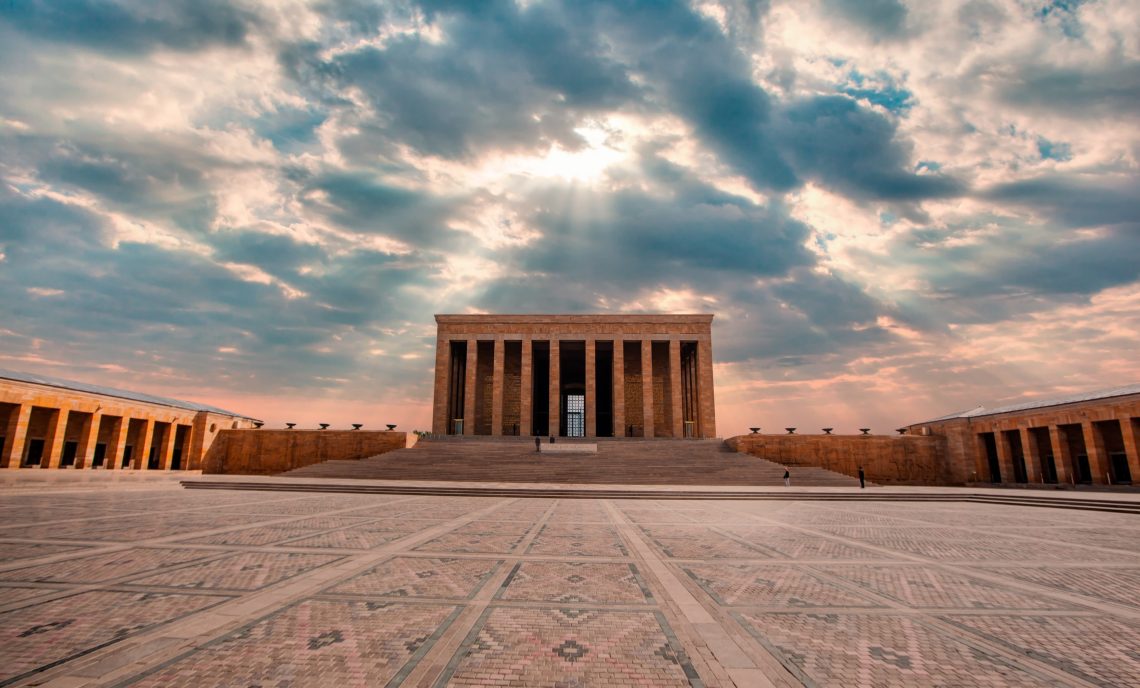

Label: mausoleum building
[431,314,716,438]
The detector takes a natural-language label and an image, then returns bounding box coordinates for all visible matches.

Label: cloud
[0,0,1137,434]
[0,0,264,54]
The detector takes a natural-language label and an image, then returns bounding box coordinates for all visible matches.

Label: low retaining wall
[728,433,950,485]
[203,430,409,475]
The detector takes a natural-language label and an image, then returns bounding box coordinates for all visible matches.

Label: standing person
[783,469,790,487]
[858,466,865,489]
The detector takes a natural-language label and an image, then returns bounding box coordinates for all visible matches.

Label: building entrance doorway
[565,394,585,438]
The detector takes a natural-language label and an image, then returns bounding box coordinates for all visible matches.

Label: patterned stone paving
[498,561,654,604]
[940,614,1140,687]
[126,551,343,591]
[0,590,229,686]
[1,480,1139,687]
[439,607,698,687]
[820,564,1085,610]
[978,565,1140,610]
[0,541,89,563]
[0,547,216,584]
[328,557,503,599]
[734,611,1058,687]
[121,600,460,688]
[684,564,882,608]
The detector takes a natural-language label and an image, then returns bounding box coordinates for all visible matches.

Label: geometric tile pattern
[820,564,1085,610]
[526,532,628,557]
[735,611,1056,687]
[0,541,89,563]
[4,481,1140,687]
[684,564,882,608]
[941,614,1140,686]
[0,547,214,583]
[125,551,342,591]
[439,608,698,687]
[979,565,1140,610]
[328,557,502,599]
[122,600,459,688]
[498,562,653,604]
[0,590,228,686]
[413,532,526,554]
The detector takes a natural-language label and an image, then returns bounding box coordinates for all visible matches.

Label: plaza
[1,474,1139,687]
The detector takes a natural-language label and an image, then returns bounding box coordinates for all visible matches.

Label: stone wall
[728,433,950,485]
[203,430,409,475]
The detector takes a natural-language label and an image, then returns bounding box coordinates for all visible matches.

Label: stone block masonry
[729,434,947,485]
[431,315,716,439]
[202,429,408,475]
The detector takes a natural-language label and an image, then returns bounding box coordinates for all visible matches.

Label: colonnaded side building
[431,314,716,439]
[0,369,258,470]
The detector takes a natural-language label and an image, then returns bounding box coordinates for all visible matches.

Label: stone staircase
[279,437,864,487]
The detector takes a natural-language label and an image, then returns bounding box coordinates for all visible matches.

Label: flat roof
[435,314,714,324]
[915,383,1140,424]
[0,368,255,419]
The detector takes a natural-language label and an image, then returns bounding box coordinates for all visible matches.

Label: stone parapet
[202,430,409,475]
[728,434,949,485]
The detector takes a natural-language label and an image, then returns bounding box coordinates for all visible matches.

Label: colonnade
[976,415,1140,485]
[432,335,716,439]
[0,401,199,470]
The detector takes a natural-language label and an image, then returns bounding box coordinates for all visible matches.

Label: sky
[1,0,1138,436]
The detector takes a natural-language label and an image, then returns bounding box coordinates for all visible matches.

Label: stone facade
[431,314,716,438]
[0,372,256,471]
[728,434,947,485]
[202,430,408,475]
[908,388,1140,486]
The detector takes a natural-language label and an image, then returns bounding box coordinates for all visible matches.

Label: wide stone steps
[279,437,863,487]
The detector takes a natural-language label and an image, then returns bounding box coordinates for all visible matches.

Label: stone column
[463,339,477,436]
[1048,426,1073,484]
[158,423,177,470]
[2,404,30,469]
[491,339,505,436]
[585,338,596,438]
[520,338,533,437]
[77,412,101,469]
[135,418,154,469]
[43,407,69,469]
[972,433,992,482]
[432,336,449,434]
[612,339,625,437]
[669,339,683,438]
[106,416,128,471]
[548,339,560,436]
[641,339,654,438]
[697,338,717,438]
[1120,417,1140,484]
[993,429,1015,484]
[1019,427,1041,483]
[1082,421,1109,484]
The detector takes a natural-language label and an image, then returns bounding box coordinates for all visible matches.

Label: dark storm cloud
[774,96,965,202]
[0,0,263,54]
[284,0,955,205]
[310,0,638,160]
[819,0,909,38]
[302,172,469,247]
[982,175,1140,228]
[985,60,1140,118]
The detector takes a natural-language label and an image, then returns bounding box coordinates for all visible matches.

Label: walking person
[858,466,865,489]
[783,469,790,487]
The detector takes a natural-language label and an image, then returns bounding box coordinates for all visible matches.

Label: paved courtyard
[1,481,1139,687]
